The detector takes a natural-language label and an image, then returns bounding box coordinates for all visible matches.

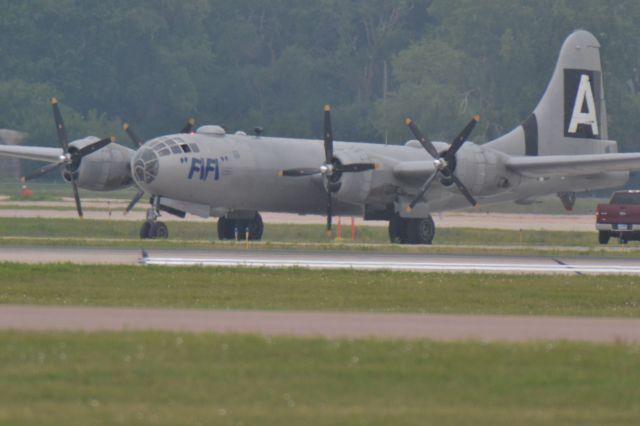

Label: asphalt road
[2,305,639,343]
[0,245,638,275]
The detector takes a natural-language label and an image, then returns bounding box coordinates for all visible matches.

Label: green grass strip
[2,264,640,317]
[2,217,639,259]
[0,216,602,245]
[0,331,638,425]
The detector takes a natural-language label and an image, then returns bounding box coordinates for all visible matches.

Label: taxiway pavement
[0,245,638,275]
[1,305,639,343]
[0,197,596,231]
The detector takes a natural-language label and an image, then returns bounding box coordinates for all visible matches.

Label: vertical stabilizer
[488,30,616,156]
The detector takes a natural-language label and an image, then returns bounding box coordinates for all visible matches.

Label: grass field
[2,264,640,317]
[2,185,637,425]
[0,331,638,425]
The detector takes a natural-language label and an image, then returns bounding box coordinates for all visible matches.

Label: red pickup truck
[596,190,640,244]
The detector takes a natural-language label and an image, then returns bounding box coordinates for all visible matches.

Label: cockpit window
[149,137,198,156]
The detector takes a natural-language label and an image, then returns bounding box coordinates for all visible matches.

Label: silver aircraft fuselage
[131,129,627,218]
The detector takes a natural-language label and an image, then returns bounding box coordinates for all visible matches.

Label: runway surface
[1,305,639,343]
[0,245,639,274]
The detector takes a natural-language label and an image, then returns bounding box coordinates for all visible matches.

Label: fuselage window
[158,148,171,157]
[180,144,191,153]
[170,145,182,154]
[190,143,200,153]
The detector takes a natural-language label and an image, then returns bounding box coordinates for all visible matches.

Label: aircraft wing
[505,153,640,178]
[392,160,437,181]
[0,145,63,163]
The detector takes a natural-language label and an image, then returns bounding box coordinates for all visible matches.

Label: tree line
[0,0,638,159]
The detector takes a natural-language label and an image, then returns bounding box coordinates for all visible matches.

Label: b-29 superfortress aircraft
[2,30,640,244]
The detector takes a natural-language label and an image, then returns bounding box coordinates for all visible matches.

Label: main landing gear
[388,213,435,245]
[217,212,264,241]
[140,197,168,239]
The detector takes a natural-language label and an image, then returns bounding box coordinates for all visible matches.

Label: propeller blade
[405,118,439,159]
[122,122,144,147]
[21,162,63,182]
[75,137,115,159]
[326,189,333,234]
[406,170,440,212]
[451,174,479,208]
[125,189,145,215]
[335,162,378,173]
[180,117,196,134]
[323,104,333,164]
[51,97,70,153]
[277,168,321,177]
[445,115,480,161]
[71,180,83,218]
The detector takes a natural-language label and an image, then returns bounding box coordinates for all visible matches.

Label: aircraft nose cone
[132,147,159,188]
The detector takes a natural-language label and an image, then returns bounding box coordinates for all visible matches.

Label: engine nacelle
[330,149,374,204]
[451,144,517,196]
[63,138,135,191]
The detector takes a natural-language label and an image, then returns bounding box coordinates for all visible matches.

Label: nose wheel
[141,221,168,239]
[140,197,169,239]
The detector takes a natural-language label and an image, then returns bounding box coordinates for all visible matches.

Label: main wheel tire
[140,221,152,239]
[406,216,435,245]
[149,221,169,239]
[598,230,610,245]
[388,214,407,243]
[217,217,226,240]
[248,213,264,240]
[217,217,236,240]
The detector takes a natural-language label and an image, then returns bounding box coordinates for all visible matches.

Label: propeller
[180,117,196,134]
[21,98,115,217]
[122,117,197,214]
[122,122,143,147]
[404,115,480,212]
[278,105,378,234]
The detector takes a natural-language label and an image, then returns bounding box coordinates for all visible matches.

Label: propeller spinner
[278,105,378,234]
[404,115,481,212]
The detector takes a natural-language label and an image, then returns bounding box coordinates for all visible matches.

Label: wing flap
[506,153,640,178]
[0,145,63,163]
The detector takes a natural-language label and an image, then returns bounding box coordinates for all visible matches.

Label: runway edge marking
[140,256,640,275]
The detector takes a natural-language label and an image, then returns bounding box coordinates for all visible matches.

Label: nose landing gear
[140,197,168,239]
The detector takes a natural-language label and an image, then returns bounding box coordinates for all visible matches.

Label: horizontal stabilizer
[506,153,640,178]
